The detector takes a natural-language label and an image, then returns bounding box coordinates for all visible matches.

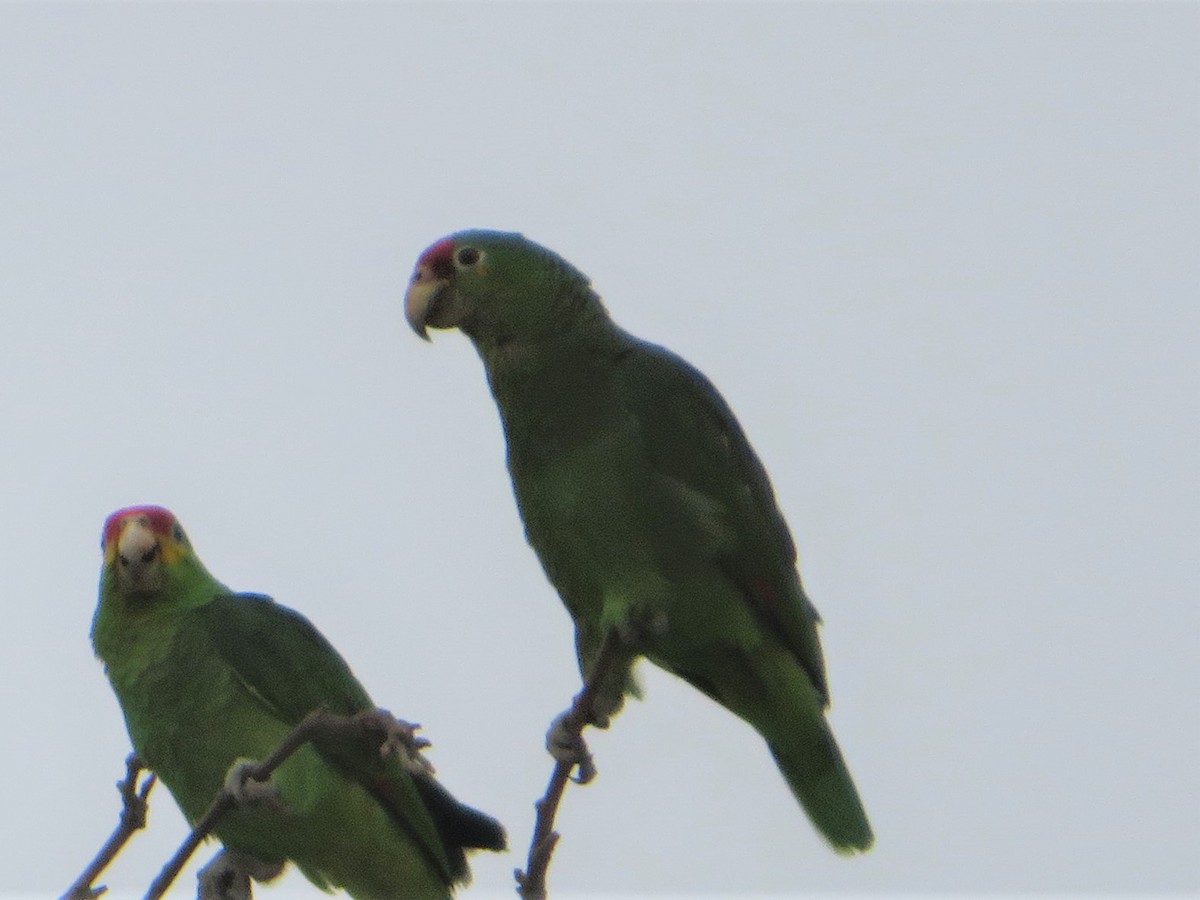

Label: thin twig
[144,706,423,900]
[515,629,622,900]
[62,754,157,900]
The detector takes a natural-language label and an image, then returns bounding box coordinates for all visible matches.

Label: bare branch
[144,707,426,900]
[62,754,157,900]
[515,629,622,900]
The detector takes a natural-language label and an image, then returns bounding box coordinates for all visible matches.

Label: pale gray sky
[1,2,1196,897]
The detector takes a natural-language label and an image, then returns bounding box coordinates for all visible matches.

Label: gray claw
[355,708,436,776]
[222,759,286,813]
[545,712,597,784]
[197,850,283,900]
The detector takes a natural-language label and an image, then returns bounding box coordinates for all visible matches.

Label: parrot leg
[615,609,669,646]
[197,849,283,900]
[597,589,670,653]
[585,603,663,728]
[544,626,631,783]
[221,759,287,813]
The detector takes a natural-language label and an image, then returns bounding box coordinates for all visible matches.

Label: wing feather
[193,594,459,881]
[613,340,832,703]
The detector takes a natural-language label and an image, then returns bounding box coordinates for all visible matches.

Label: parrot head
[101,505,196,596]
[404,230,599,348]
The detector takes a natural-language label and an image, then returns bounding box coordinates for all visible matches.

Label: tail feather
[411,774,507,884]
[659,640,873,852]
[768,716,873,853]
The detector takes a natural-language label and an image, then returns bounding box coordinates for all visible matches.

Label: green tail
[655,636,873,852]
[766,712,874,853]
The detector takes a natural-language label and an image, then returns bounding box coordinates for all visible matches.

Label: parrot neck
[480,317,622,406]
[91,568,225,683]
[474,295,621,387]
[93,592,182,698]
[482,321,638,465]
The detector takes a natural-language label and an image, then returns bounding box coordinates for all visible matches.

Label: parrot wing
[613,340,831,704]
[197,592,371,718]
[193,593,461,882]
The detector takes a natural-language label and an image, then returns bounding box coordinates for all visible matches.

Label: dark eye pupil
[456,247,480,267]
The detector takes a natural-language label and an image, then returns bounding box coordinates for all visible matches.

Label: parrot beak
[404,267,451,341]
[115,516,165,592]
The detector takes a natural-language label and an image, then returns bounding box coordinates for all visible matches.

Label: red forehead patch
[102,505,176,546]
[417,237,456,280]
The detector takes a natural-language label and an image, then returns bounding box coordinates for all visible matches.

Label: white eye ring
[455,247,483,268]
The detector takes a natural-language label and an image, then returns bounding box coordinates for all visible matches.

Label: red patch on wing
[102,505,176,547]
[416,236,456,280]
[749,576,780,609]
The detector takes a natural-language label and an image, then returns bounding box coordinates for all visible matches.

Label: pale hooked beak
[115,517,163,590]
[404,267,449,341]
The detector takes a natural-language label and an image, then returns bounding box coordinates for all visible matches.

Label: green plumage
[91,507,505,899]
[406,231,873,852]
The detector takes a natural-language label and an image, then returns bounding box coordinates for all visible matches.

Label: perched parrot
[91,505,506,899]
[404,230,873,853]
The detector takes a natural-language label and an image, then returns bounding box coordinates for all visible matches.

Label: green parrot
[91,505,506,899]
[404,231,873,853]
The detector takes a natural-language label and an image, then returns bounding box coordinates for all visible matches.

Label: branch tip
[516,628,622,899]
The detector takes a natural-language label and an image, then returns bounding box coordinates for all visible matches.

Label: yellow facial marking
[159,537,185,567]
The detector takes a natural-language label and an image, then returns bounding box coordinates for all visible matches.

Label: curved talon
[198,851,249,900]
[545,711,598,784]
[197,850,283,900]
[544,712,573,760]
[570,753,597,785]
[222,759,286,813]
[355,708,435,775]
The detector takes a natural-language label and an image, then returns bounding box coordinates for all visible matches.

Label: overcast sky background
[1,3,1196,898]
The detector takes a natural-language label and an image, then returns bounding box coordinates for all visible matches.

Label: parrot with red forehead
[91,505,505,899]
[404,230,873,853]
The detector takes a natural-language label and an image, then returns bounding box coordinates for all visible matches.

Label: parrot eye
[455,247,481,268]
[172,524,186,544]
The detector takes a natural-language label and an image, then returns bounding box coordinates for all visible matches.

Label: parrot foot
[197,849,283,900]
[354,708,436,776]
[545,711,597,784]
[222,759,287,813]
